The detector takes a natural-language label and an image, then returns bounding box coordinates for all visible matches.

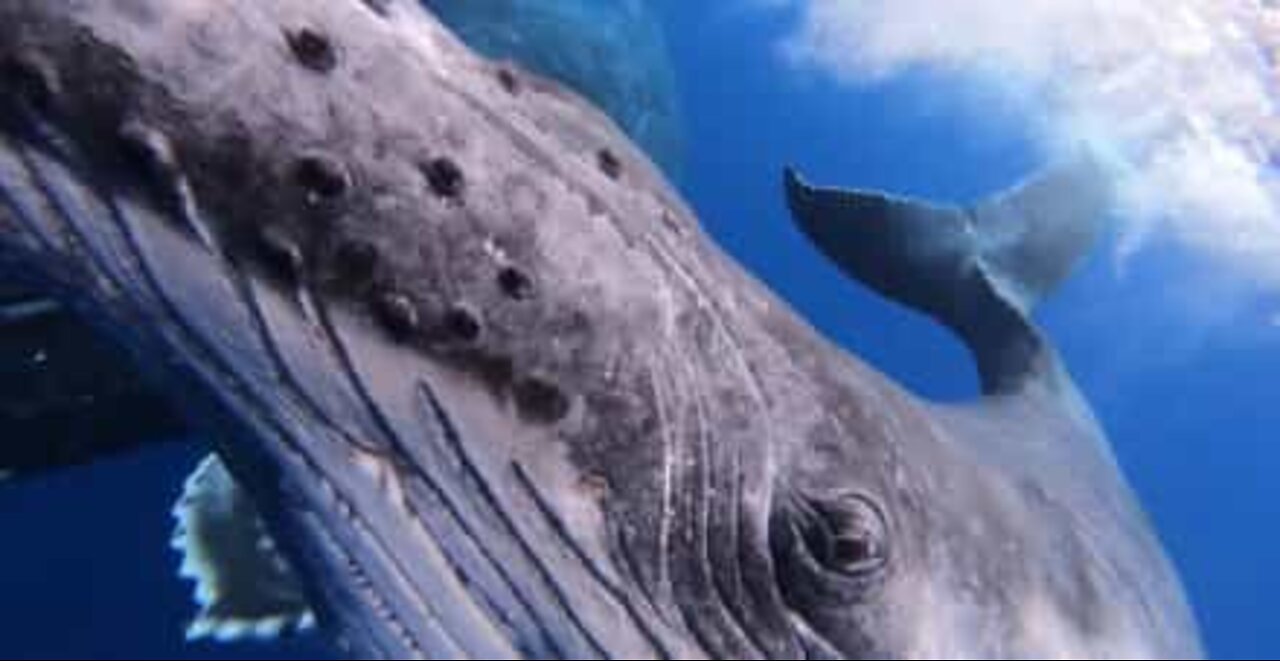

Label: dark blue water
[2,2,1277,658]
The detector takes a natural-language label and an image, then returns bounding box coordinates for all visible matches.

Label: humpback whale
[0,1,1202,659]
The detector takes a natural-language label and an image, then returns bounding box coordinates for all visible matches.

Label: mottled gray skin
[422,0,685,178]
[0,1,1201,659]
[0,0,685,470]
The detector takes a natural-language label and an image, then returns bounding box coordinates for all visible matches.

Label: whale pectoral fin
[783,167,975,328]
[969,156,1114,316]
[172,454,315,642]
[0,287,183,480]
[784,155,1114,395]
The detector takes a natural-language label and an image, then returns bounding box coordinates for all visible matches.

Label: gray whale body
[0,1,1202,659]
[0,0,686,476]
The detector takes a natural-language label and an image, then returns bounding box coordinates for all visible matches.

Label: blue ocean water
[2,2,1277,659]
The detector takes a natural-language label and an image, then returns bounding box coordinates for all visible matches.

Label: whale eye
[807,494,889,577]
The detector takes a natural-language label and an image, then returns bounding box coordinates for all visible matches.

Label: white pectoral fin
[172,454,315,642]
